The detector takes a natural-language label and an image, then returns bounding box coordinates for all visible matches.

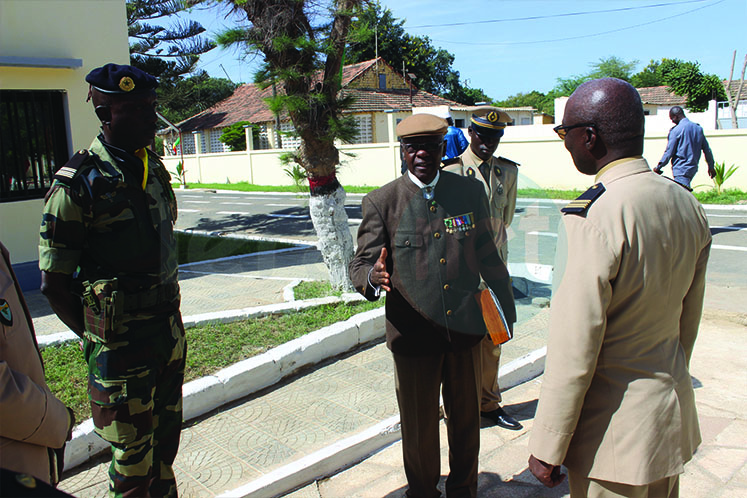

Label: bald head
[566,78,645,151]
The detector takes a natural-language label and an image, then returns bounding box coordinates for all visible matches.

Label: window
[278,121,302,150]
[348,115,373,144]
[208,127,230,153]
[454,119,465,128]
[0,90,69,202]
[181,132,206,154]
[378,74,386,89]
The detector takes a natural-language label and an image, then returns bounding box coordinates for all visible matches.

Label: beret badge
[119,76,135,92]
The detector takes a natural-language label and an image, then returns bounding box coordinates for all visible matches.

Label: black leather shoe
[481,406,523,430]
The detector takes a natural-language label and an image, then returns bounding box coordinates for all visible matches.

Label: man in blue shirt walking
[654,106,716,189]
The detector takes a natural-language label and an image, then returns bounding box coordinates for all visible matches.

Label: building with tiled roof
[168,58,464,154]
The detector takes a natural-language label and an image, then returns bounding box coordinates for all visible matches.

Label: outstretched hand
[528,455,566,488]
[371,248,391,292]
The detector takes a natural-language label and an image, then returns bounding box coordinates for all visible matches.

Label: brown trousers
[480,335,502,411]
[393,343,481,498]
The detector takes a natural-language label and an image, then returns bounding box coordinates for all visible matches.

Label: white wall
[163,125,747,192]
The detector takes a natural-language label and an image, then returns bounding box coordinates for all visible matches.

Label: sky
[185,0,746,101]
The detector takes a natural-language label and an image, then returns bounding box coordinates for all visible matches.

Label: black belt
[123,281,180,312]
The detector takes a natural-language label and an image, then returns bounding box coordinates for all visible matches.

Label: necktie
[479,162,490,183]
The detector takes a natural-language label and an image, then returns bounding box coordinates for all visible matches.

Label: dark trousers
[393,343,481,498]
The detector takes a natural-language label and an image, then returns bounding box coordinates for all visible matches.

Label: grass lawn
[178,182,747,204]
[176,232,294,265]
[41,291,382,423]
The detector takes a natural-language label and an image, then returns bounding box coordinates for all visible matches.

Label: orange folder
[475,287,512,345]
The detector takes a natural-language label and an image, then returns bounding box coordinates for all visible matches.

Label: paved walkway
[25,244,746,497]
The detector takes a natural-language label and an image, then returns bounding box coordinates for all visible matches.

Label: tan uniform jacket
[0,242,70,483]
[444,148,518,257]
[529,158,710,485]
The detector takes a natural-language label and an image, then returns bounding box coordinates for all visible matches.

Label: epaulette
[561,183,605,215]
[497,156,520,167]
[53,149,90,186]
[664,176,693,192]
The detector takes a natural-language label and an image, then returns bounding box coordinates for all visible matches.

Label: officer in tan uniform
[528,78,710,497]
[443,108,521,430]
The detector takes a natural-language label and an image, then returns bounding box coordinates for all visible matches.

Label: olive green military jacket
[349,172,516,356]
[39,137,179,317]
[443,148,518,259]
[529,158,710,485]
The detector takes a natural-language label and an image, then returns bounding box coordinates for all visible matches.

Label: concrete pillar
[244,125,254,184]
[192,131,203,183]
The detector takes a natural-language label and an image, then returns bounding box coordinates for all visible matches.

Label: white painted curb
[63,306,385,471]
[219,344,548,498]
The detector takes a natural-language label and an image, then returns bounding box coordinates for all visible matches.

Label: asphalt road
[174,189,747,312]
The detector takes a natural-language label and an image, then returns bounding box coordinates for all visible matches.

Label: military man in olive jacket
[350,114,515,498]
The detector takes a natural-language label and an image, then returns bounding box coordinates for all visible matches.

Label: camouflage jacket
[39,136,179,314]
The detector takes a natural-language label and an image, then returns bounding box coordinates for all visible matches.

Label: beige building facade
[0,0,129,286]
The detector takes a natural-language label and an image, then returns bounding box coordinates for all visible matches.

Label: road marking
[527,231,558,237]
[180,195,204,198]
[710,226,747,232]
[221,202,253,205]
[218,196,240,199]
[268,214,308,219]
[348,219,362,224]
[706,214,747,218]
[217,211,250,215]
[268,203,301,207]
[179,209,200,213]
[183,200,210,204]
[712,244,747,252]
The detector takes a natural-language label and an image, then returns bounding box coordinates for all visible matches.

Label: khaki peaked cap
[397,114,448,139]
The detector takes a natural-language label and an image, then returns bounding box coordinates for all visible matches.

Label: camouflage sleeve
[39,184,85,274]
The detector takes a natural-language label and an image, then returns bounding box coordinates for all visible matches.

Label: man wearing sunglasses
[443,108,522,432]
[350,113,516,497]
[529,78,710,497]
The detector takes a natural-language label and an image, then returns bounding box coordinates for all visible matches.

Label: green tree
[159,71,238,123]
[495,90,555,115]
[127,0,216,82]
[588,56,638,81]
[219,121,255,151]
[631,60,663,88]
[216,0,360,291]
[658,58,726,112]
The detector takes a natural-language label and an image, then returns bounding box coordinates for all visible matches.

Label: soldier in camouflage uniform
[39,64,186,497]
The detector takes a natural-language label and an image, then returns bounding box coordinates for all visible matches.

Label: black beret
[85,63,158,95]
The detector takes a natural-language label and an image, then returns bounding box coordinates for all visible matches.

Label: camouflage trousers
[85,311,187,498]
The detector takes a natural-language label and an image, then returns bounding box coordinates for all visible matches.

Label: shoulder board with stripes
[53,149,90,185]
[497,156,520,167]
[561,183,605,215]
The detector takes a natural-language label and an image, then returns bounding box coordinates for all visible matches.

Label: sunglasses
[402,141,443,154]
[553,122,596,140]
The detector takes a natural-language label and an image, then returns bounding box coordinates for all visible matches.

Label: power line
[404,0,713,29]
[428,0,725,46]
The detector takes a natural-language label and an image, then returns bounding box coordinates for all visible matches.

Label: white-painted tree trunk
[308,184,355,291]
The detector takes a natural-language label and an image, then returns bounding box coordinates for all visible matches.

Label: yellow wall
[349,62,407,90]
[1,0,129,264]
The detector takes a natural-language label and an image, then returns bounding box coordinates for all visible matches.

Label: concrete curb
[219,343,548,498]
[63,305,385,471]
